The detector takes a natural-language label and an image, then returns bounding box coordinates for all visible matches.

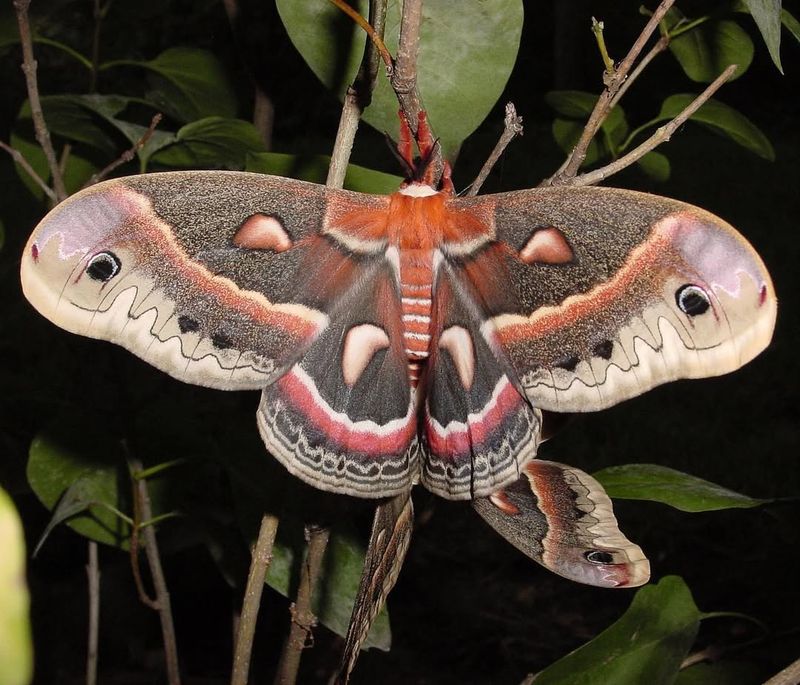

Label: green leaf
[534,576,700,685]
[150,117,266,169]
[546,91,628,155]
[276,0,523,159]
[781,8,800,44]
[27,419,131,548]
[246,152,403,193]
[0,488,33,685]
[102,47,238,123]
[264,521,391,651]
[669,17,754,82]
[741,0,783,72]
[636,151,671,182]
[658,95,774,160]
[593,464,769,512]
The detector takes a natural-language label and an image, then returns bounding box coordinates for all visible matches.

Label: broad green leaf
[551,119,600,166]
[265,521,391,651]
[150,117,266,169]
[593,464,769,512]
[533,576,700,685]
[658,95,774,160]
[783,9,800,43]
[27,419,131,548]
[546,91,628,150]
[741,0,783,72]
[102,47,238,123]
[636,151,671,182]
[669,17,753,82]
[0,488,33,685]
[276,0,523,159]
[246,152,403,193]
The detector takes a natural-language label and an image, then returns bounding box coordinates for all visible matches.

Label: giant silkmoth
[20,116,776,591]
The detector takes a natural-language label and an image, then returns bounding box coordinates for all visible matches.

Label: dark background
[0,1,798,683]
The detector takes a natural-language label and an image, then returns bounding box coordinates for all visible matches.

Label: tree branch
[274,525,331,685]
[573,65,736,186]
[327,0,388,189]
[0,140,58,201]
[764,656,800,685]
[231,513,280,685]
[467,102,523,196]
[86,541,99,685]
[546,0,677,185]
[13,0,67,201]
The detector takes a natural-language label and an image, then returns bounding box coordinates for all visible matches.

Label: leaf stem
[327,0,393,70]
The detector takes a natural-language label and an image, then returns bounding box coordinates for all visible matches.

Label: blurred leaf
[27,418,131,549]
[150,117,266,169]
[0,488,33,685]
[741,0,783,72]
[675,660,763,684]
[9,131,97,198]
[551,119,600,166]
[593,464,769,512]
[669,16,753,82]
[246,152,403,193]
[533,576,700,685]
[276,0,523,159]
[636,151,671,181]
[102,47,238,123]
[658,95,774,160]
[783,8,800,43]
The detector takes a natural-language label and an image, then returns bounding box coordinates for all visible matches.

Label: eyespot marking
[233,214,292,253]
[585,550,615,564]
[676,284,711,317]
[519,227,574,265]
[178,315,200,334]
[86,252,121,282]
[342,323,390,387]
[555,355,580,372]
[592,340,614,360]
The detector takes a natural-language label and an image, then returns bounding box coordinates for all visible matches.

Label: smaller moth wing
[473,460,650,588]
[464,186,777,413]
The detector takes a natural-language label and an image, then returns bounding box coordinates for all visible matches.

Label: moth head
[656,211,777,373]
[20,182,150,337]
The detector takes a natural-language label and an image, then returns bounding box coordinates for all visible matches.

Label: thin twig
[573,65,736,186]
[608,34,670,112]
[82,114,162,188]
[131,458,181,685]
[547,0,677,185]
[467,102,523,196]
[764,656,800,685]
[0,140,58,201]
[274,525,331,685]
[231,513,280,685]
[328,0,393,70]
[13,0,67,201]
[86,541,100,685]
[391,0,423,133]
[327,0,388,189]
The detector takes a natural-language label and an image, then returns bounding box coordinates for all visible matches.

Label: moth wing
[457,186,776,413]
[473,459,650,588]
[21,171,387,391]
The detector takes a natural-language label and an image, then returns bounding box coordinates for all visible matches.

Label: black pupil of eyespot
[585,550,614,564]
[676,285,710,316]
[86,252,120,282]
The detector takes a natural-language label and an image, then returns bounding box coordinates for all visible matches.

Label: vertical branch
[13,0,67,201]
[86,541,100,685]
[327,0,388,189]
[274,525,331,685]
[131,459,181,685]
[230,513,280,685]
[391,0,423,129]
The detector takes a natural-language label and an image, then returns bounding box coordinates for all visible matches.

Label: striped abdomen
[399,250,434,384]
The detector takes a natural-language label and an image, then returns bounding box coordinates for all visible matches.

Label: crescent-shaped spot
[233,214,292,252]
[489,489,521,516]
[439,325,475,390]
[519,227,574,265]
[342,323,390,387]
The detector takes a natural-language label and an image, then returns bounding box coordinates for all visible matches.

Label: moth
[20,120,776,590]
